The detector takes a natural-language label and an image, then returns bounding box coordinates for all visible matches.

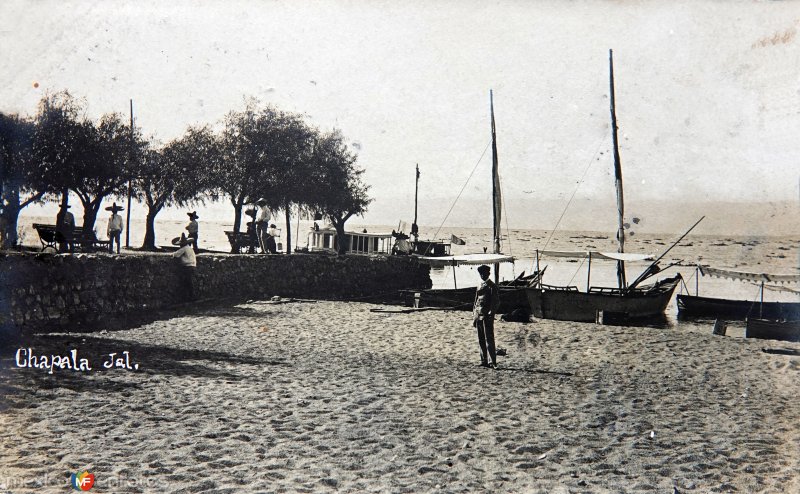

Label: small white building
[309,227,393,255]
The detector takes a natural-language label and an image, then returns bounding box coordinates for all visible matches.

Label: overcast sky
[2,0,798,232]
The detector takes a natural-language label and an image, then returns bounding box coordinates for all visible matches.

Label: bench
[33,223,112,253]
[225,230,255,254]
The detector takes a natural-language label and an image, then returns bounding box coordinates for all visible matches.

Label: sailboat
[524,50,686,323]
[402,91,542,312]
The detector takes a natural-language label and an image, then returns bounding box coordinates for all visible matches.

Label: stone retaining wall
[0,252,431,333]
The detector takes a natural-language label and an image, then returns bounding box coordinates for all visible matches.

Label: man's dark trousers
[476,317,496,365]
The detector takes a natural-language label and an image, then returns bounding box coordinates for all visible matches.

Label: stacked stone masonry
[0,252,431,333]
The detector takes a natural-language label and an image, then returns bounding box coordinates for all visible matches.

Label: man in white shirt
[256,198,270,253]
[265,223,279,254]
[172,234,197,301]
[105,203,124,254]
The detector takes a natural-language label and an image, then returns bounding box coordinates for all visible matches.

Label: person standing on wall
[256,198,270,254]
[172,233,197,302]
[473,264,500,369]
[186,211,199,253]
[265,223,278,254]
[106,202,124,254]
[55,204,75,253]
[245,208,259,254]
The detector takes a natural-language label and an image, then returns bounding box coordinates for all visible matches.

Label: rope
[427,140,492,248]
[533,130,609,273]
[500,171,515,280]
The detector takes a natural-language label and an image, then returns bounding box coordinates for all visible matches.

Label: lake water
[17,214,799,336]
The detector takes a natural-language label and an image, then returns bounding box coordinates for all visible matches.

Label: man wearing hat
[55,203,75,253]
[473,265,500,369]
[255,198,270,254]
[172,233,197,301]
[186,211,199,253]
[106,202,124,254]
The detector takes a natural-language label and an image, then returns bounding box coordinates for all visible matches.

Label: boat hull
[677,294,800,321]
[402,274,541,313]
[745,318,800,342]
[525,275,681,323]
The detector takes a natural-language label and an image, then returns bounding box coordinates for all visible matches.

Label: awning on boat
[698,266,800,284]
[538,250,654,262]
[417,253,514,267]
[763,284,800,295]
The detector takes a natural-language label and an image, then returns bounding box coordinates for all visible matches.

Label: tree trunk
[55,189,69,231]
[231,197,244,253]
[0,185,21,249]
[81,199,101,234]
[141,205,163,251]
[284,203,291,254]
[332,216,347,255]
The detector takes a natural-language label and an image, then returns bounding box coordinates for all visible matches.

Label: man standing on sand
[473,264,499,369]
[172,233,197,302]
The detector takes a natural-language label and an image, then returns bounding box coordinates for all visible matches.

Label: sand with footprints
[2,299,799,493]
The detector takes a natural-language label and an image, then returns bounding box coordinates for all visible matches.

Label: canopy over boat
[417,253,514,267]
[539,250,654,262]
[698,265,800,284]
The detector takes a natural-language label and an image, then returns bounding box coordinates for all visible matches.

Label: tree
[0,113,40,248]
[33,91,95,218]
[33,92,133,233]
[210,100,314,252]
[72,113,134,232]
[252,112,315,254]
[134,127,219,250]
[306,130,372,254]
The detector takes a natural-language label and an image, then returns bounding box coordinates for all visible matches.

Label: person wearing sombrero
[185,211,199,253]
[105,202,124,254]
[55,203,75,253]
[245,207,259,254]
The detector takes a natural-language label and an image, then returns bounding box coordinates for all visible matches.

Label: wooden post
[760,281,764,318]
[586,251,592,293]
[695,266,699,296]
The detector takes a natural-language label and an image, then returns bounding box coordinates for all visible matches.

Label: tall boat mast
[608,49,627,290]
[413,163,420,244]
[490,90,502,283]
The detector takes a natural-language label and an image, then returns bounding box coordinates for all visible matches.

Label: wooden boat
[403,268,543,312]
[524,50,694,324]
[677,265,800,320]
[406,91,541,313]
[745,318,800,342]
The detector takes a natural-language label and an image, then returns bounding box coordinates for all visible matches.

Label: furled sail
[490,90,501,256]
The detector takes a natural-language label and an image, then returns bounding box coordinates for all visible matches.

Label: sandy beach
[1,299,799,493]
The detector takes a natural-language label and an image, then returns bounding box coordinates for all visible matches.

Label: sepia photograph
[1,1,799,492]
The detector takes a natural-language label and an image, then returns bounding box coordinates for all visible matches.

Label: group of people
[245,198,278,254]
